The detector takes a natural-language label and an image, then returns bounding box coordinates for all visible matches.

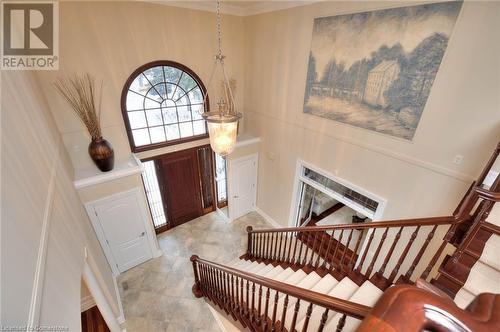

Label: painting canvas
[303,2,462,140]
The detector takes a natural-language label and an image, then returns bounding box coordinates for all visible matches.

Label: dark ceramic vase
[88,137,114,172]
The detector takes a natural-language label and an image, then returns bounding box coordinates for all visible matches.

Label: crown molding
[147,1,320,17]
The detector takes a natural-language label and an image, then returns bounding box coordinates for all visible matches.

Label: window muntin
[122,61,208,151]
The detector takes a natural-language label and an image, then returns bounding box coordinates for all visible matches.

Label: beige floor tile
[118,211,271,331]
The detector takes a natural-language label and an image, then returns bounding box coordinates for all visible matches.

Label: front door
[93,191,153,273]
[158,148,204,227]
[230,155,258,220]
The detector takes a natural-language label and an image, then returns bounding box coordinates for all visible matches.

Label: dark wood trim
[81,305,110,332]
[357,280,500,332]
[120,60,210,153]
[191,255,371,320]
[249,216,457,234]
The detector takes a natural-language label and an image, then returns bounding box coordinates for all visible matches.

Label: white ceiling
[149,0,319,16]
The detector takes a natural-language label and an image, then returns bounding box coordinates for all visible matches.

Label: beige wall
[1,70,119,329]
[243,1,500,226]
[37,1,246,170]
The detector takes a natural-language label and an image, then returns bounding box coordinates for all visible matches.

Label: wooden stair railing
[432,176,500,297]
[244,216,458,289]
[356,280,500,332]
[190,255,371,332]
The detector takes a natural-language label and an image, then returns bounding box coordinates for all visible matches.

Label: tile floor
[118,211,271,331]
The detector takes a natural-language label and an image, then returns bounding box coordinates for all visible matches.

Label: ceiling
[149,1,319,16]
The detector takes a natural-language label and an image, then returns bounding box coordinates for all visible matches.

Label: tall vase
[88,137,115,172]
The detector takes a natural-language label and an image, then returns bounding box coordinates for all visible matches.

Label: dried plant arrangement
[54,74,114,172]
[54,73,103,140]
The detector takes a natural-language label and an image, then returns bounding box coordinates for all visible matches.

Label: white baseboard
[113,274,126,326]
[154,249,163,258]
[253,206,282,228]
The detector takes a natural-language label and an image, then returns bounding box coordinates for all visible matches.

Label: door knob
[139,231,146,237]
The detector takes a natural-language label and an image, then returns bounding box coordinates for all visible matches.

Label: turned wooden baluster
[281,232,289,261]
[336,314,346,332]
[210,266,218,304]
[258,285,263,324]
[260,233,265,259]
[290,300,301,332]
[216,268,224,307]
[348,233,363,272]
[273,232,280,261]
[308,232,320,266]
[421,238,448,280]
[291,231,300,265]
[355,228,375,274]
[224,272,232,312]
[377,227,403,275]
[302,232,311,266]
[329,230,344,272]
[403,225,438,281]
[198,264,206,295]
[339,230,354,272]
[214,269,221,305]
[271,291,279,331]
[247,227,253,256]
[262,233,268,260]
[314,233,326,268]
[263,288,271,331]
[280,295,289,332]
[387,226,420,283]
[232,274,238,314]
[286,232,294,263]
[268,233,274,260]
[246,278,250,316]
[240,277,244,316]
[278,232,285,261]
[297,232,306,265]
[318,308,330,332]
[322,233,335,270]
[250,282,256,323]
[301,303,314,332]
[365,227,389,278]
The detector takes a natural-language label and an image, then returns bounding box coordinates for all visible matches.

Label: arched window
[121,60,208,152]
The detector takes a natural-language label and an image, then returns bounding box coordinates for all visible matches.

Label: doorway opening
[141,144,216,234]
[214,153,228,218]
[291,161,386,228]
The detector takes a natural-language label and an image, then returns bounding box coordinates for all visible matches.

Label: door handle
[233,196,239,198]
[139,231,146,237]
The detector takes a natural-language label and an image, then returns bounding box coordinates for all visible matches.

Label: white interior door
[92,191,153,273]
[230,155,258,220]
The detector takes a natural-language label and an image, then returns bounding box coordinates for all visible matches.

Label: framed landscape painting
[303,2,462,140]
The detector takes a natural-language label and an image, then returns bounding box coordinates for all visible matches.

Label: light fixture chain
[216,0,222,58]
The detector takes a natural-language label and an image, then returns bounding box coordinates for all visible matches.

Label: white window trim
[288,159,387,227]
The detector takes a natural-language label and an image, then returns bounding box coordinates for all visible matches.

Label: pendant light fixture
[201,0,242,157]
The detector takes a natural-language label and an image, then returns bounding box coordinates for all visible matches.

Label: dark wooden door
[158,148,203,227]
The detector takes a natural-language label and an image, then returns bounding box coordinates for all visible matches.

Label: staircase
[190,143,500,332]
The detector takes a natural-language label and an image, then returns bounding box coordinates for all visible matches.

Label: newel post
[246,226,253,257]
[190,255,203,298]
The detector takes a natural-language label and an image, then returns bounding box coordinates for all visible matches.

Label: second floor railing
[245,216,458,288]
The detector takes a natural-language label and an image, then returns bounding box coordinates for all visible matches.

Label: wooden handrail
[248,215,457,234]
[356,280,500,332]
[191,255,371,319]
[475,186,500,202]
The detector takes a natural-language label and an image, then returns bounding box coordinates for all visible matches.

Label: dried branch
[54,74,103,140]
